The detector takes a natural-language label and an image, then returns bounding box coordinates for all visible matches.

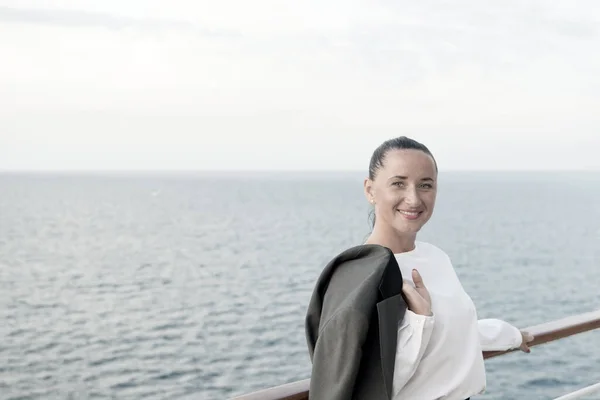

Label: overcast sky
[1,1,599,171]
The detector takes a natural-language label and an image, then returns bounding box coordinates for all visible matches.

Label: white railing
[553,381,600,400]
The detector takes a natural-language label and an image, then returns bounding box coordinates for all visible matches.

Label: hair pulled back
[367,136,437,228]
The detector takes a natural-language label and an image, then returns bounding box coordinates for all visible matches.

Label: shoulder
[313,244,394,297]
[415,241,453,263]
[306,245,393,340]
[336,243,394,264]
[321,244,394,278]
[327,244,395,281]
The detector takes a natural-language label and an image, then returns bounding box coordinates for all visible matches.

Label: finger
[402,281,416,297]
[412,269,425,288]
[524,332,535,342]
[402,282,419,304]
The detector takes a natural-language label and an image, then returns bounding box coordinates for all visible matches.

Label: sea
[0,171,599,400]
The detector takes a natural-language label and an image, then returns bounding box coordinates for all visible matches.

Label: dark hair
[367,136,437,228]
[368,136,437,180]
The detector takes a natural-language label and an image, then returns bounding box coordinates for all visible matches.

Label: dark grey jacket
[305,244,407,400]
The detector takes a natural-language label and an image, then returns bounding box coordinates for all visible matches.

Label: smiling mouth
[397,210,423,220]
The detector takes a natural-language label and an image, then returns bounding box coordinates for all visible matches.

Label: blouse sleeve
[478,318,523,351]
[391,310,435,394]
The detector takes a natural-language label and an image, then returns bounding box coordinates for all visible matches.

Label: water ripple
[1,172,599,399]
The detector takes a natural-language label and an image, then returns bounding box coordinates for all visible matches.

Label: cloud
[0,0,599,170]
[0,5,238,36]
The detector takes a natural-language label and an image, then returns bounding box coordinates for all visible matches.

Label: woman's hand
[402,269,432,316]
[518,331,535,353]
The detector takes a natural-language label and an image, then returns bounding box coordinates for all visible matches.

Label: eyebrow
[388,175,435,182]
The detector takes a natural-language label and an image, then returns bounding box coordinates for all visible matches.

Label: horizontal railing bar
[231,379,311,400]
[231,308,600,400]
[483,308,600,358]
[553,381,600,400]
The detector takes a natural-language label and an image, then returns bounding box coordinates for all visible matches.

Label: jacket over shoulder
[305,244,407,400]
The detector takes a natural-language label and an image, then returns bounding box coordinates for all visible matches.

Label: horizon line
[1,168,598,174]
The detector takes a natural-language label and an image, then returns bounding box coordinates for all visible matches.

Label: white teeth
[398,210,419,216]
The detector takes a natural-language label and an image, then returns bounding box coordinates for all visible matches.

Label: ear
[364,178,375,204]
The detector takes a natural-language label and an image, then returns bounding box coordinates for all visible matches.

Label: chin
[394,225,423,235]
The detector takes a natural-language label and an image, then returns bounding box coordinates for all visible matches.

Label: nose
[404,187,422,207]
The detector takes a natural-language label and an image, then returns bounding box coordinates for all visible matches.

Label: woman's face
[365,149,438,235]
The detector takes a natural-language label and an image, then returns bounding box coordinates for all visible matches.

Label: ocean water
[0,171,599,400]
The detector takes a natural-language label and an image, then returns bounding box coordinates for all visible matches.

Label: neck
[365,225,417,254]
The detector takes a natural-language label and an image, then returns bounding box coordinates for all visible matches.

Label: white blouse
[391,241,523,400]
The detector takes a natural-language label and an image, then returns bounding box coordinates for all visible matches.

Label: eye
[420,183,434,189]
[392,181,405,187]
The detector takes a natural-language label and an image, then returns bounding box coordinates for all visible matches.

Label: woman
[305,136,533,400]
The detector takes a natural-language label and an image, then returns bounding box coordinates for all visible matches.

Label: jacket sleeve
[308,307,369,400]
[478,318,523,351]
[391,310,435,394]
